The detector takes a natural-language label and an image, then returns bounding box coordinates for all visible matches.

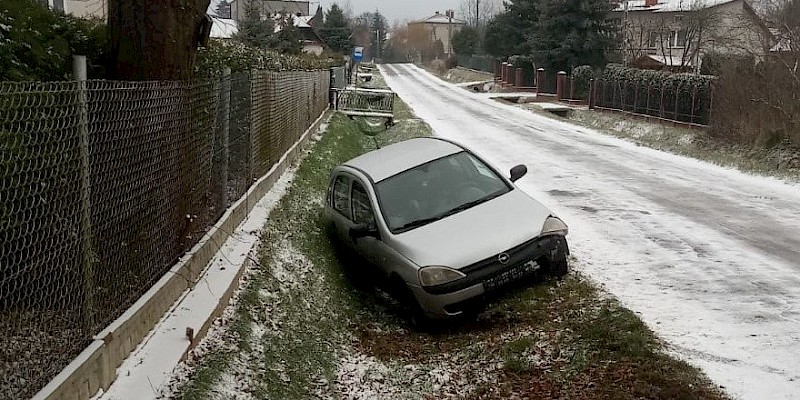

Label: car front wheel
[545,237,569,277]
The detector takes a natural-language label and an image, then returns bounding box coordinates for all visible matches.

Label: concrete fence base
[33,109,332,400]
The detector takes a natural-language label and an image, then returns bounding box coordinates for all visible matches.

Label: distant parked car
[325,137,569,320]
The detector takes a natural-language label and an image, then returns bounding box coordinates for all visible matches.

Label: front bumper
[409,235,569,318]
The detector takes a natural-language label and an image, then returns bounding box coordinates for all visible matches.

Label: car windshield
[376,151,512,233]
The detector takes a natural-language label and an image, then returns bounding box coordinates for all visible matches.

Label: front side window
[332,175,351,219]
[376,151,511,233]
[351,181,374,224]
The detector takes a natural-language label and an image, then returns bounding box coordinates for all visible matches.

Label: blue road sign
[353,46,364,63]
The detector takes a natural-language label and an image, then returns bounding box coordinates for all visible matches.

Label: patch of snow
[379,63,800,400]
[98,166,297,400]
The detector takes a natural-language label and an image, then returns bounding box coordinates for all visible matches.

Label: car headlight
[418,266,466,286]
[541,216,569,236]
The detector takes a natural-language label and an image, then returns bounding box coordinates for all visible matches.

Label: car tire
[546,238,569,278]
[388,276,430,329]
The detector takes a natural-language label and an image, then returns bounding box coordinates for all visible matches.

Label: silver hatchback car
[325,137,569,319]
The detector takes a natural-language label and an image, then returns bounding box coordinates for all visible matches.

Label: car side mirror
[510,164,528,182]
[350,222,380,241]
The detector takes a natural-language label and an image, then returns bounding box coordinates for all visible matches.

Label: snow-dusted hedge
[0,0,106,81]
[195,39,344,76]
[596,64,716,125]
[602,64,715,93]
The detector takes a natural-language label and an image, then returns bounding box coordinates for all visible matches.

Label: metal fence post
[569,76,575,100]
[221,68,231,199]
[589,79,595,109]
[536,68,544,94]
[73,55,96,334]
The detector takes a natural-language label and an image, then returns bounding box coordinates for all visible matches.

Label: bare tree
[108,0,212,80]
[459,0,499,30]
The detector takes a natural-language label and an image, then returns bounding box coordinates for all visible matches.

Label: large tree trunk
[108,0,211,80]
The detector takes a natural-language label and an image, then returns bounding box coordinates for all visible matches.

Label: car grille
[423,235,557,295]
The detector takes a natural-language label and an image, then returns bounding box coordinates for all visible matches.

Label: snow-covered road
[381,63,800,400]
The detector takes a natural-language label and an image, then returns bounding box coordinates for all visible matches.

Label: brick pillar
[516,68,523,88]
[556,71,567,101]
[536,68,545,94]
[501,62,508,84]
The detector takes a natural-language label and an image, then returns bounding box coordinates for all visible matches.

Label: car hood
[389,189,554,269]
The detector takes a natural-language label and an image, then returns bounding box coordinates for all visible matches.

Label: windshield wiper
[393,190,507,233]
[441,190,506,218]
[394,215,447,232]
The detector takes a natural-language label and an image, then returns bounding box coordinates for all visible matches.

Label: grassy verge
[424,66,495,84]
[172,71,729,400]
[565,110,800,182]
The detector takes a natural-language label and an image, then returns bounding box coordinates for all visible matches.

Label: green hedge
[195,40,344,76]
[0,0,106,81]
[596,64,716,125]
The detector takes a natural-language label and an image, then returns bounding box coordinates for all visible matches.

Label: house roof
[613,0,737,13]
[636,53,694,67]
[273,14,317,33]
[210,17,238,39]
[412,12,466,25]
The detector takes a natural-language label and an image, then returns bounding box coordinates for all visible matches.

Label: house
[41,0,107,19]
[407,11,466,56]
[229,0,309,22]
[210,16,238,40]
[612,0,774,72]
[273,12,325,55]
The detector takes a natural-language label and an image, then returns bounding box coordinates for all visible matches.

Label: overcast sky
[212,0,502,27]
[316,0,496,25]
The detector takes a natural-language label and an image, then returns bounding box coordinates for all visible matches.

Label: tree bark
[108,0,211,80]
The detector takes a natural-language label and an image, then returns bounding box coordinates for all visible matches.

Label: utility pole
[447,9,453,56]
[476,0,479,27]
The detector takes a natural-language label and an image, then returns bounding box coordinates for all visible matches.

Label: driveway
[380,63,800,400]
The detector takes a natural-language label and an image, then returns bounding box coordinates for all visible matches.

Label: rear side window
[332,175,351,218]
[351,181,373,224]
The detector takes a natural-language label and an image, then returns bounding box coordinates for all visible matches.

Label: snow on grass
[381,63,799,399]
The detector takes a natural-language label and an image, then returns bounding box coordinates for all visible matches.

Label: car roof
[344,137,463,182]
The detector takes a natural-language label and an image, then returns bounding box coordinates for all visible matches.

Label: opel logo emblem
[498,253,510,264]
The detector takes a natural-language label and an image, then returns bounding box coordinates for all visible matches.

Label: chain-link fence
[456,55,499,75]
[0,69,330,399]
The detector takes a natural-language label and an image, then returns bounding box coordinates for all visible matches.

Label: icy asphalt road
[380,63,800,400]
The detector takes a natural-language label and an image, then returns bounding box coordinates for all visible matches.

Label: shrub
[571,65,595,98]
[194,39,345,76]
[508,55,535,72]
[710,59,800,148]
[445,55,458,70]
[430,59,448,75]
[0,0,107,81]
[597,64,715,124]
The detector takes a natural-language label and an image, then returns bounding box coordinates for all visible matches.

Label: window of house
[671,30,687,48]
[332,175,351,219]
[647,31,660,48]
[351,181,373,225]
